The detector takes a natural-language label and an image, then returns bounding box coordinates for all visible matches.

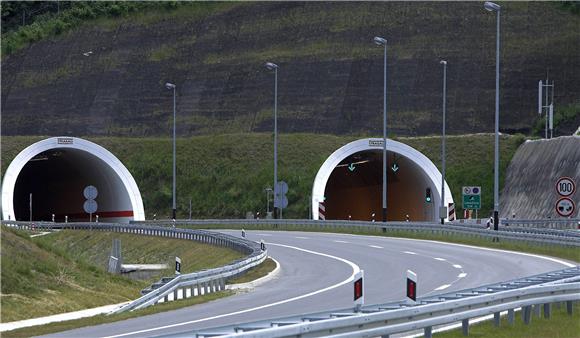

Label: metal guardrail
[133,219,580,247]
[190,266,580,338]
[1,221,267,313]
[502,218,580,230]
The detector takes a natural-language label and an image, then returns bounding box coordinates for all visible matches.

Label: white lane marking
[333,240,349,243]
[453,264,462,269]
[369,245,383,249]
[295,236,309,239]
[435,284,451,291]
[458,273,467,278]
[434,257,446,261]
[103,242,360,338]
[335,232,575,268]
[403,251,417,255]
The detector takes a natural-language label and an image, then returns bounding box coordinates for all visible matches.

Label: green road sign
[462,194,481,210]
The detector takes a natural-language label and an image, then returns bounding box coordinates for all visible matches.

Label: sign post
[407,270,417,304]
[353,270,364,312]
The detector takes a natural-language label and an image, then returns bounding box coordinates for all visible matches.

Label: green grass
[1,2,239,56]
[229,258,277,284]
[0,133,524,220]
[180,223,580,263]
[435,302,580,338]
[1,291,233,338]
[0,226,243,322]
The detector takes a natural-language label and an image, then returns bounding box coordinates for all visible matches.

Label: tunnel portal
[2,137,144,223]
[312,138,454,222]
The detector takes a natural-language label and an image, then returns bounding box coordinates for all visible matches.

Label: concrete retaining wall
[500,136,580,219]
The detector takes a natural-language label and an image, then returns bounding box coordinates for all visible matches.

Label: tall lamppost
[165,82,177,220]
[485,1,501,231]
[265,62,279,219]
[374,36,388,222]
[440,60,447,225]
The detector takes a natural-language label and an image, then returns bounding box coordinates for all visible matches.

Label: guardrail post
[566,301,573,315]
[543,303,551,319]
[523,305,532,324]
[219,278,225,291]
[174,288,179,301]
[424,326,432,338]
[462,319,469,336]
[494,312,500,326]
[507,309,515,325]
[534,304,541,318]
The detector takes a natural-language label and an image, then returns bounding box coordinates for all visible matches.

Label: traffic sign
[274,181,289,209]
[555,197,575,217]
[83,199,98,214]
[462,186,481,210]
[83,185,98,199]
[556,177,576,197]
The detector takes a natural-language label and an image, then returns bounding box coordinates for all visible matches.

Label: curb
[227,257,280,291]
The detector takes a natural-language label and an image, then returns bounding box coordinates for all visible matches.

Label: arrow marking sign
[348,163,356,172]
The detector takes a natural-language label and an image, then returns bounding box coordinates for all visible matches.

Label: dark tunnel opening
[324,150,435,221]
[13,148,133,222]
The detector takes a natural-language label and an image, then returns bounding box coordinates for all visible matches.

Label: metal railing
[192,267,580,338]
[133,219,580,247]
[2,221,267,313]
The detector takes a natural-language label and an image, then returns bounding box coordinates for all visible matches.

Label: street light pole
[440,60,447,225]
[265,62,279,219]
[484,1,501,231]
[165,82,177,220]
[374,36,388,222]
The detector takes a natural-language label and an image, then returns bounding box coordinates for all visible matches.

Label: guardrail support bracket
[462,318,469,335]
[424,326,432,338]
[543,303,551,319]
[507,309,515,325]
[493,312,500,326]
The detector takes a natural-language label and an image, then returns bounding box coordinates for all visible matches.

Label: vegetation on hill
[1,133,524,220]
[1,2,578,137]
[0,226,242,321]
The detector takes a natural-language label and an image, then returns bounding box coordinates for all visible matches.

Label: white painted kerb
[311,138,454,221]
[1,137,145,221]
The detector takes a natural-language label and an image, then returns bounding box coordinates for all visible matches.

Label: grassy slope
[0,227,243,322]
[436,302,580,338]
[0,133,524,220]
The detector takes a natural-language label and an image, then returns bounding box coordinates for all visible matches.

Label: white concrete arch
[2,137,145,222]
[312,138,454,221]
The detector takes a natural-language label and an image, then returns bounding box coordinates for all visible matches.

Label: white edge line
[403,251,417,255]
[369,245,383,249]
[434,257,446,261]
[103,242,360,338]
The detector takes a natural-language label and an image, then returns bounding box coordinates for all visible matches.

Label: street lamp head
[484,1,500,12]
[265,62,278,70]
[165,82,176,89]
[373,36,387,46]
[440,60,447,65]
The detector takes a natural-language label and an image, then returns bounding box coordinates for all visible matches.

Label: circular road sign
[556,177,576,197]
[83,199,98,214]
[83,185,98,200]
[555,197,575,218]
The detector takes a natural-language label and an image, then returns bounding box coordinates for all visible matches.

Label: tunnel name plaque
[57,137,73,145]
[368,140,384,147]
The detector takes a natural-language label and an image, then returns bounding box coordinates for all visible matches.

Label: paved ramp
[500,136,580,219]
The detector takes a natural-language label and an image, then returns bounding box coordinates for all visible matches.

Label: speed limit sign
[556,177,576,197]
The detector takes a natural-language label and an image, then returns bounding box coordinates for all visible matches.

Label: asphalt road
[43,230,575,338]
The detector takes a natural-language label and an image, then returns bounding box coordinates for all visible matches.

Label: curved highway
[44,230,575,338]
